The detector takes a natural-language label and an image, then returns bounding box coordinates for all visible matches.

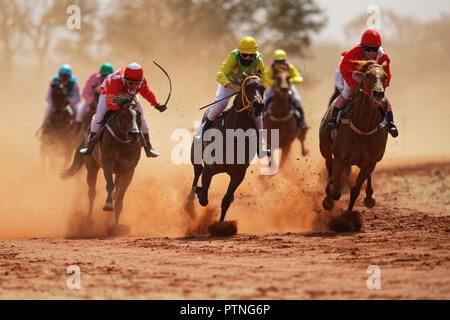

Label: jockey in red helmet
[80,63,167,157]
[327,29,398,138]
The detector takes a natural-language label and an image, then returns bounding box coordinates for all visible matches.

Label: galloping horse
[319,60,389,230]
[189,74,266,233]
[264,63,308,169]
[40,83,76,165]
[63,96,142,232]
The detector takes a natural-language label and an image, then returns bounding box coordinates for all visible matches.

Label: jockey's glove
[155,103,167,112]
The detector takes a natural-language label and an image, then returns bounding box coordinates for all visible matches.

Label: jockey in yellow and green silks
[202,36,269,134]
[264,49,307,128]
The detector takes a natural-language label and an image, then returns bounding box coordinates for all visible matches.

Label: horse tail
[60,142,85,179]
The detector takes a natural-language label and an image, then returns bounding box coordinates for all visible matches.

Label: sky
[314,0,450,43]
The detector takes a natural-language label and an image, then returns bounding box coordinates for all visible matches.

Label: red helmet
[124,63,144,81]
[361,29,382,47]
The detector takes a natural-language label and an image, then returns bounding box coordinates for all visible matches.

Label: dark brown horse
[40,83,76,166]
[319,60,389,231]
[189,74,266,234]
[264,63,308,169]
[62,97,142,233]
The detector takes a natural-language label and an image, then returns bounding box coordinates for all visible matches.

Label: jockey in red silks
[327,29,398,138]
[80,63,167,157]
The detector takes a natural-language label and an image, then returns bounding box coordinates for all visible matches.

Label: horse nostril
[281,87,289,93]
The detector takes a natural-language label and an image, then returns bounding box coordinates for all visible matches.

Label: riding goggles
[363,46,379,52]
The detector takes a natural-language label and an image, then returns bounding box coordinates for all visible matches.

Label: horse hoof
[199,198,208,207]
[364,197,376,208]
[103,202,114,211]
[329,211,362,233]
[208,220,237,237]
[322,198,334,211]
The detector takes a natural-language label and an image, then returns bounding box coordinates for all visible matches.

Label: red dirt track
[1,161,449,299]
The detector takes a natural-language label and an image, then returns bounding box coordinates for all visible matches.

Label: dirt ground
[1,160,448,299]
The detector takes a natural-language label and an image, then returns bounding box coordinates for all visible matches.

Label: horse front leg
[322,157,335,210]
[196,165,212,207]
[347,163,376,212]
[189,164,203,200]
[113,171,134,226]
[298,128,309,156]
[363,174,376,208]
[103,167,114,211]
[220,170,246,222]
[86,159,100,217]
[331,157,345,201]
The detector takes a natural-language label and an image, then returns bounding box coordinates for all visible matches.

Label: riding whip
[153,60,172,106]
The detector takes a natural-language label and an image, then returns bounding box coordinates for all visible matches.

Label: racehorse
[189,74,266,235]
[319,60,389,231]
[62,96,142,234]
[264,63,308,170]
[40,83,76,166]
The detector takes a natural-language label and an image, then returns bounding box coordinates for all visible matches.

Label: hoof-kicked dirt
[1,161,449,299]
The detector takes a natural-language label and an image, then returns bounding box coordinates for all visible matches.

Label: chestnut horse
[62,97,142,233]
[264,63,308,169]
[319,60,389,230]
[189,75,266,232]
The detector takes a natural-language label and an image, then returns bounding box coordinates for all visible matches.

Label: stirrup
[388,124,398,138]
[145,146,160,158]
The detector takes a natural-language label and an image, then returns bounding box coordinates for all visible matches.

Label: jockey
[74,63,114,134]
[264,49,307,128]
[202,36,270,157]
[327,29,398,137]
[42,64,81,129]
[80,63,167,158]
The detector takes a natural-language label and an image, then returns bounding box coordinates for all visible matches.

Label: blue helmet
[59,64,72,77]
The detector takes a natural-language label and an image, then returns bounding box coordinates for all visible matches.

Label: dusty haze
[1,25,449,239]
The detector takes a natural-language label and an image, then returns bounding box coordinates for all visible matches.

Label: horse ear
[242,72,249,79]
[382,61,388,68]
[256,70,262,78]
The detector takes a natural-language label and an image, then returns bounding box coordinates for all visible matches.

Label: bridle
[105,103,140,144]
[235,75,262,113]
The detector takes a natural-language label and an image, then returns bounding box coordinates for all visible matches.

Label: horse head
[51,82,68,110]
[273,63,290,94]
[115,95,141,144]
[353,60,388,110]
[240,72,266,118]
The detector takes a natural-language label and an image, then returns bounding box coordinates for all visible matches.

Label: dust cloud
[1,18,449,239]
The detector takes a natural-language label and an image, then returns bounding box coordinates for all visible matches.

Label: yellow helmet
[273,49,287,61]
[238,36,258,54]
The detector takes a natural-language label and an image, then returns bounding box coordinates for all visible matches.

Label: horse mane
[352,60,377,74]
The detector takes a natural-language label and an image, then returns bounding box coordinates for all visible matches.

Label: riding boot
[143,133,160,158]
[256,130,271,159]
[201,118,214,140]
[79,131,98,155]
[296,105,308,129]
[326,107,340,129]
[386,111,399,138]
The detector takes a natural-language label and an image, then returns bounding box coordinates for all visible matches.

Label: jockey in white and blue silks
[42,64,81,128]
